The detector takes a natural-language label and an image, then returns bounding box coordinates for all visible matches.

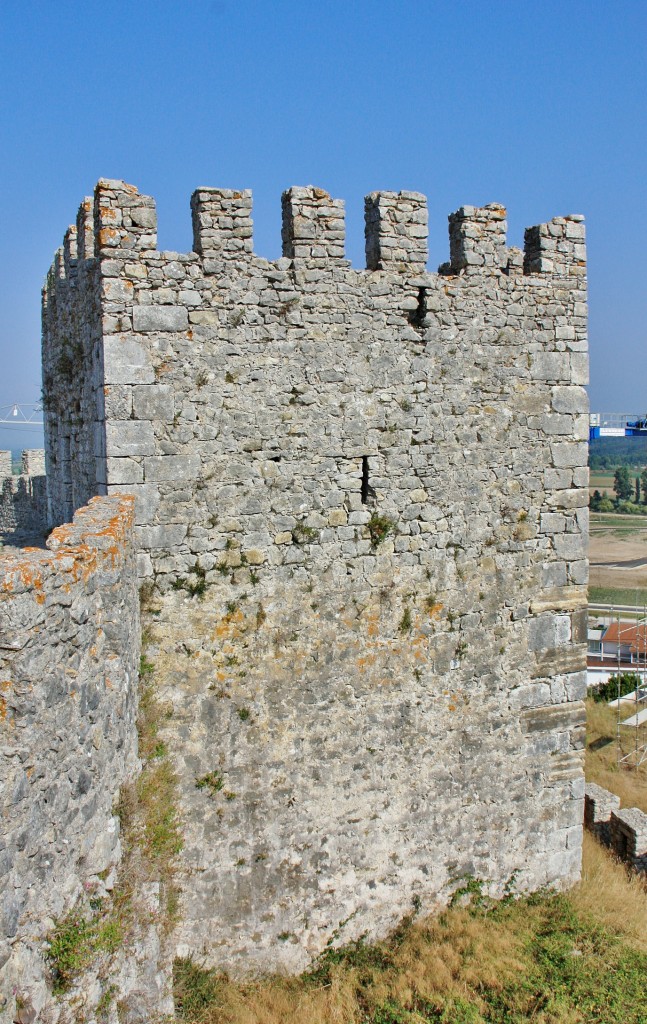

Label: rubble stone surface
[0,496,141,1019]
[34,179,590,979]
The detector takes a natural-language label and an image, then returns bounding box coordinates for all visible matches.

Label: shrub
[591,672,642,704]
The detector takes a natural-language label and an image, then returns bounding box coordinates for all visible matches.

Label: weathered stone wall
[610,807,647,872]
[0,495,140,1017]
[584,780,620,846]
[0,449,48,546]
[42,179,589,974]
[42,199,104,527]
[585,783,647,873]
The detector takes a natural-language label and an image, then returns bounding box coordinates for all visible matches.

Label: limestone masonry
[0,496,140,1015]
[0,449,47,546]
[4,177,589,1009]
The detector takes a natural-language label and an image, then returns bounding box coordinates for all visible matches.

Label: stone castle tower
[37,178,588,973]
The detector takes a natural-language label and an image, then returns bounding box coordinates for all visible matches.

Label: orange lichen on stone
[366,614,380,638]
[356,653,378,672]
[1,560,46,595]
[213,608,246,642]
[99,206,120,223]
[0,690,14,728]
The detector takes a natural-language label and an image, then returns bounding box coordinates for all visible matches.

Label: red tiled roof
[602,622,647,654]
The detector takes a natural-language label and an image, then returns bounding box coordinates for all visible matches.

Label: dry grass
[175,907,530,1024]
[174,831,647,1024]
[572,832,647,951]
[584,698,647,812]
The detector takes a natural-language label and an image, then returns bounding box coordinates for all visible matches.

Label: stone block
[135,523,188,549]
[104,335,154,385]
[133,305,189,332]
[103,385,133,419]
[106,457,144,484]
[109,483,161,524]
[105,420,155,457]
[531,352,570,382]
[528,614,556,652]
[132,384,175,421]
[144,454,200,482]
[509,683,551,710]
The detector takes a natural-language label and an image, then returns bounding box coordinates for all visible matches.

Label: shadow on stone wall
[0,449,48,549]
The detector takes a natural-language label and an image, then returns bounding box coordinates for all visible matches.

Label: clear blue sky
[1,0,645,452]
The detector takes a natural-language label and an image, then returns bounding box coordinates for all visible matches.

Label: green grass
[588,585,647,607]
[195,770,224,795]
[590,512,647,528]
[47,904,124,994]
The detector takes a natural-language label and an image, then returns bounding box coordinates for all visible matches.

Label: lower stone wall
[147,579,585,978]
[0,450,48,547]
[584,782,647,872]
[0,496,140,1020]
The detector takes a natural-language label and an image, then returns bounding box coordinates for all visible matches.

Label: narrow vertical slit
[408,287,427,331]
[361,456,370,505]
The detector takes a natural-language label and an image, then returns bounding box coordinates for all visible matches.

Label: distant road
[590,557,647,569]
[589,602,647,616]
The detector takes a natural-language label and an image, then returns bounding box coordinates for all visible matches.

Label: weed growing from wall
[398,607,413,633]
[367,513,396,548]
[171,563,208,598]
[195,771,224,795]
[292,522,319,544]
[46,906,123,994]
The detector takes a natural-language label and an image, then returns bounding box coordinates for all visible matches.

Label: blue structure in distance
[589,414,647,441]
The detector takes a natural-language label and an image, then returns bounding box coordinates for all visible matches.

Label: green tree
[641,467,647,504]
[613,465,633,503]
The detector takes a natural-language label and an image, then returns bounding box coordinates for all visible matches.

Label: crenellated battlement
[448,203,508,273]
[191,187,253,257]
[76,195,95,260]
[282,186,346,265]
[524,215,586,277]
[365,190,428,272]
[45,179,586,280]
[94,177,157,253]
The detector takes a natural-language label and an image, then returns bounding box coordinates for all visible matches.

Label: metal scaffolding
[608,612,647,769]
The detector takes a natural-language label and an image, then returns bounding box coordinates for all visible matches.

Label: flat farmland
[589,512,647,598]
[589,470,615,493]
